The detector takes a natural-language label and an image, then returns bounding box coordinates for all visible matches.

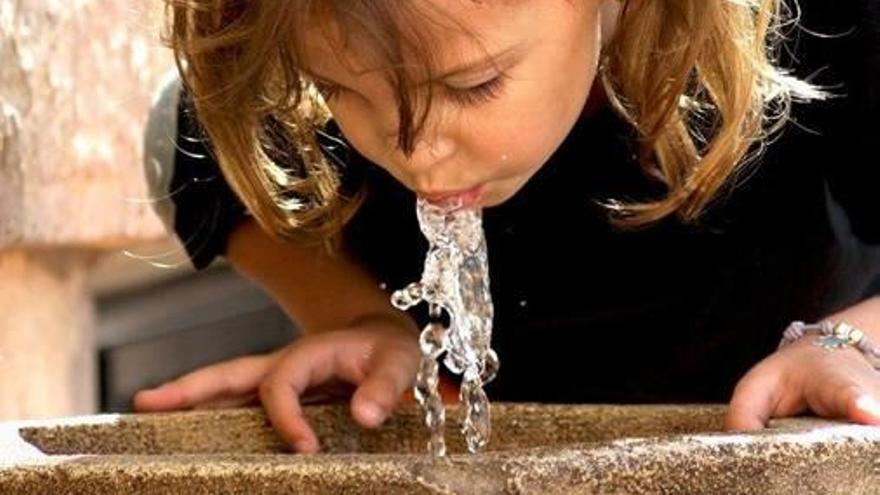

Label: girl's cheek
[331,109,387,164]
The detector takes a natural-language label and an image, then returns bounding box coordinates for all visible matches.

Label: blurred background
[0,0,296,421]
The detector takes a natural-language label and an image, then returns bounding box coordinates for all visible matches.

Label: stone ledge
[1,403,878,494]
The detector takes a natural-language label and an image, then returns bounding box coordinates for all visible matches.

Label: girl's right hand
[132,314,421,454]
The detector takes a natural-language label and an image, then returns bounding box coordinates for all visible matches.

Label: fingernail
[295,440,318,454]
[360,402,385,426]
[856,395,880,418]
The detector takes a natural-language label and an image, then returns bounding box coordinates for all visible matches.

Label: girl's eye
[446,73,509,107]
[313,74,509,106]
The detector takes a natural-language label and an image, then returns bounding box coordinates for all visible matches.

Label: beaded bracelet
[779,320,880,370]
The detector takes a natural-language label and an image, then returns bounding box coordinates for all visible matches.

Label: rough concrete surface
[0,0,171,249]
[1,403,878,494]
[0,250,96,420]
[0,0,173,420]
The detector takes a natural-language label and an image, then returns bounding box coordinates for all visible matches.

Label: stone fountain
[1,403,879,494]
[0,0,172,419]
[2,2,879,494]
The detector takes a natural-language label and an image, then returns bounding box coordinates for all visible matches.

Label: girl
[135,0,880,454]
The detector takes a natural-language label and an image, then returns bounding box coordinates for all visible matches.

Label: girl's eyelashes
[445,73,509,107]
[312,72,510,107]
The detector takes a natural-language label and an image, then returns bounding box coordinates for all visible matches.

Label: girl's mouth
[418,184,484,209]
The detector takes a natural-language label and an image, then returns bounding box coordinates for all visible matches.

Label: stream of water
[391,197,499,456]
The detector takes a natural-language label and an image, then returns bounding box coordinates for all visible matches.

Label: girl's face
[303,0,617,208]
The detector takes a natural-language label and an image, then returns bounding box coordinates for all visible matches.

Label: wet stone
[2,403,879,494]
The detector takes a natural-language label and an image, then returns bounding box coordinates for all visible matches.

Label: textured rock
[0,250,97,420]
[0,0,174,420]
[0,0,172,249]
[1,403,878,494]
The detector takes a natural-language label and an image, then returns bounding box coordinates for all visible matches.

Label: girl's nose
[405,135,456,172]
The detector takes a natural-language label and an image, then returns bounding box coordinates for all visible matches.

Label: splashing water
[391,197,499,456]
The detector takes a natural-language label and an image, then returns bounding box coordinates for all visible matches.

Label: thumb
[725,368,782,432]
[350,343,419,429]
[852,394,880,425]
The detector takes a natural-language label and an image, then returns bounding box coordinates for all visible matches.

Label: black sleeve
[797,0,880,244]
[169,89,251,270]
[167,87,366,270]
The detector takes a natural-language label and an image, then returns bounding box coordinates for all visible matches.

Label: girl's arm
[225,217,417,335]
[135,217,423,453]
[725,296,880,431]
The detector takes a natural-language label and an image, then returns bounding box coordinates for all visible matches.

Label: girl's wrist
[825,296,880,343]
[779,297,880,369]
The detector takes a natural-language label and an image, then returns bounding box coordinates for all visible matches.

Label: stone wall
[0,0,174,419]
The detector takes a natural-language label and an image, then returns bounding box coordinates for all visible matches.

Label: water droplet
[481,349,499,384]
[460,374,490,453]
[390,282,422,310]
[419,322,447,358]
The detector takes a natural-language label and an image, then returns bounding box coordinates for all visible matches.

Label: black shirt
[161,0,880,404]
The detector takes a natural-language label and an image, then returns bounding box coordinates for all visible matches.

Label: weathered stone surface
[0,0,172,249]
[0,250,97,420]
[0,0,175,420]
[1,403,878,494]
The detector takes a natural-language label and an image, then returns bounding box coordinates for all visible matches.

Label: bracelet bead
[779,320,880,370]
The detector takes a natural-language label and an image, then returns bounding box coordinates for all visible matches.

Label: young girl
[135,0,880,454]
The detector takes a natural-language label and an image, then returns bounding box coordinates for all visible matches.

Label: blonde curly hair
[163,0,826,249]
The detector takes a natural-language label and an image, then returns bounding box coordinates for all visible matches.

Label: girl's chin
[480,184,522,209]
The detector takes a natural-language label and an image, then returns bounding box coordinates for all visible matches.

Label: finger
[350,341,420,429]
[852,395,880,424]
[259,343,349,454]
[192,392,260,410]
[832,381,880,426]
[725,366,782,432]
[133,354,274,412]
[299,379,359,405]
[798,350,880,424]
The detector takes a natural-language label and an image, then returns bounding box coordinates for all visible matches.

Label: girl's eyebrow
[436,41,529,80]
[302,41,529,89]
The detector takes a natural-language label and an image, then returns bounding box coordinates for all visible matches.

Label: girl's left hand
[725,298,880,431]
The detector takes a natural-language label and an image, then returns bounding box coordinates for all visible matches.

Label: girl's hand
[725,300,880,431]
[132,314,421,454]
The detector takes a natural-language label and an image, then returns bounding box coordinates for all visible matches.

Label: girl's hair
[163,0,825,249]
